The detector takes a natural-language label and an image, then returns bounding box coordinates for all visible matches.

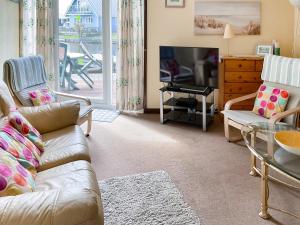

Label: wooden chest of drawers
[219,56,264,110]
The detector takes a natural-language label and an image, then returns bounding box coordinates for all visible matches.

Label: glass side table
[241,122,300,219]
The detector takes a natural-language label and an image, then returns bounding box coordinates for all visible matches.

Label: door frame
[57,0,115,110]
[91,0,113,109]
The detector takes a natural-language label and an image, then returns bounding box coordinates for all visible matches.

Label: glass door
[58,0,117,108]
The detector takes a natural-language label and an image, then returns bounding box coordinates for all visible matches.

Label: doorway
[58,0,117,109]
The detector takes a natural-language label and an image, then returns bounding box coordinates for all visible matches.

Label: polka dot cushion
[0,131,39,175]
[29,88,56,106]
[8,111,44,152]
[1,123,42,158]
[0,149,35,196]
[253,85,289,119]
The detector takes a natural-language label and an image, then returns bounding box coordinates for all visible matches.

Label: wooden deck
[59,73,116,105]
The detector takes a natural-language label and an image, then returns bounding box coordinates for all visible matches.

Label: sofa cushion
[0,129,40,174]
[0,162,104,225]
[0,150,35,196]
[263,81,300,125]
[1,123,42,159]
[34,160,104,224]
[29,88,56,106]
[8,111,44,151]
[35,160,99,195]
[252,84,289,118]
[18,101,80,135]
[38,125,90,171]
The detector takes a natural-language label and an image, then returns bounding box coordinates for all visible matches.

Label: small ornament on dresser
[256,45,273,56]
[274,41,281,56]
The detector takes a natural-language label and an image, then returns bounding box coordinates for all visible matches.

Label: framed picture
[165,0,185,8]
[256,45,273,56]
[194,0,261,35]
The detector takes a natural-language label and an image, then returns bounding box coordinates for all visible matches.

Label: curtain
[20,0,59,89]
[117,0,144,112]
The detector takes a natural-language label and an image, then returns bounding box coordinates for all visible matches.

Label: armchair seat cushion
[35,160,99,195]
[35,160,103,225]
[38,125,90,171]
[223,110,269,125]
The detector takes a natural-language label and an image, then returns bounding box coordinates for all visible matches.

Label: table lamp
[223,24,235,56]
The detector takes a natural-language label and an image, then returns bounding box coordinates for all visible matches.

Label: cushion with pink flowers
[29,88,56,106]
[1,123,42,158]
[0,130,39,175]
[253,84,289,119]
[0,149,35,196]
[8,111,44,152]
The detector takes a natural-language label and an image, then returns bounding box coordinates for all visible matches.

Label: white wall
[147,0,295,109]
[295,8,300,57]
[0,0,19,78]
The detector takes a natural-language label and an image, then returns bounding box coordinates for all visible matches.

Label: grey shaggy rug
[99,171,203,225]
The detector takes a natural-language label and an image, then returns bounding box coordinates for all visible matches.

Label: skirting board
[144,108,160,114]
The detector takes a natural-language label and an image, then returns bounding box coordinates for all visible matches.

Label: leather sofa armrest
[18,101,80,135]
[0,189,104,225]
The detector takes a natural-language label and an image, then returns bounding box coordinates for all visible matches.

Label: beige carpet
[86,114,300,225]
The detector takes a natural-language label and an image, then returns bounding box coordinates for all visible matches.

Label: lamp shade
[290,0,300,9]
[223,24,235,39]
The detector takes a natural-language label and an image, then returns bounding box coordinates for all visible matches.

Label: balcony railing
[68,5,93,14]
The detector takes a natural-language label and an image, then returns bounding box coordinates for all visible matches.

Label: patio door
[58,0,117,108]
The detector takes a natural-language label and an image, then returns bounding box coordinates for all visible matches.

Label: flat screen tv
[159,46,219,89]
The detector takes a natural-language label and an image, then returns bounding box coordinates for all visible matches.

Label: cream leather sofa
[0,81,104,225]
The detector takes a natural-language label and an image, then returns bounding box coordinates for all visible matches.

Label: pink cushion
[29,88,56,106]
[8,111,44,152]
[0,125,40,174]
[1,124,42,157]
[253,85,289,118]
[0,149,35,196]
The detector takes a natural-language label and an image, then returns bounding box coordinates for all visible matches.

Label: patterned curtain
[20,0,59,89]
[117,0,144,112]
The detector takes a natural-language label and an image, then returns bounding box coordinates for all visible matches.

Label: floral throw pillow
[253,85,289,118]
[1,123,42,158]
[0,149,35,196]
[8,111,44,152]
[0,131,39,175]
[29,88,56,106]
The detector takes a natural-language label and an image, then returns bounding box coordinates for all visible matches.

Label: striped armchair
[222,55,300,176]
[3,55,93,136]
[222,55,300,142]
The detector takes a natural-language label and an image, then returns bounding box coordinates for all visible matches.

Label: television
[159,46,219,89]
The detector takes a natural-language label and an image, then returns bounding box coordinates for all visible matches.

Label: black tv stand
[160,86,214,131]
[166,85,212,94]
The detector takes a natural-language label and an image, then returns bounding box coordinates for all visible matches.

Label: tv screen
[159,46,219,89]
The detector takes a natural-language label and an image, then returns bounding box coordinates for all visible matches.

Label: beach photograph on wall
[194,1,261,35]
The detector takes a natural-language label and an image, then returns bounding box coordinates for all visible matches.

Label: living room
[0,0,300,225]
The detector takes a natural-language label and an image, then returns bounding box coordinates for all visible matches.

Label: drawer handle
[238,64,242,68]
